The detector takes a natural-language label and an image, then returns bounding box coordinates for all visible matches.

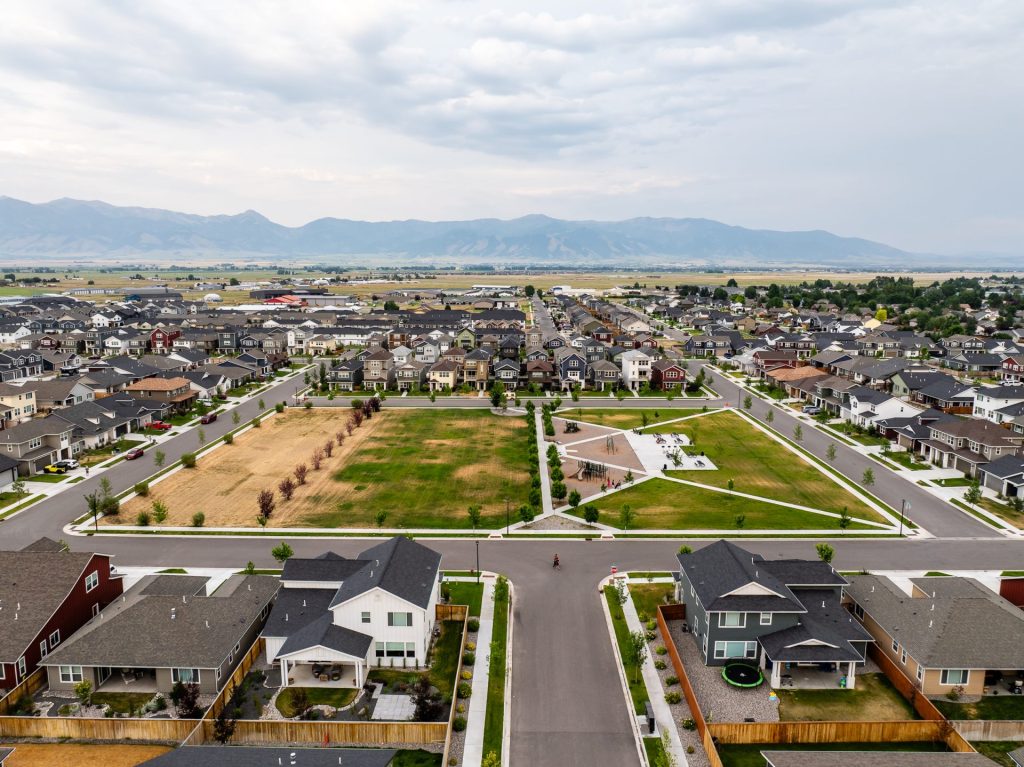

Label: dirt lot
[115,408,532,529]
[115,409,384,528]
[1,743,171,767]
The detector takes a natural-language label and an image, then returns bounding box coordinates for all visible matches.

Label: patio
[97,668,159,694]
[285,662,360,689]
[775,658,880,690]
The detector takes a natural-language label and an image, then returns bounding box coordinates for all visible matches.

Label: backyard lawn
[275,686,357,717]
[661,411,884,521]
[777,673,917,721]
[583,478,876,531]
[971,741,1024,767]
[391,751,444,767]
[717,742,949,767]
[90,691,160,715]
[629,583,674,620]
[559,408,700,430]
[428,620,463,700]
[935,695,1024,721]
[445,581,484,617]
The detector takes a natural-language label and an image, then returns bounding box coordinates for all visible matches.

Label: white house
[262,537,441,690]
[619,349,652,391]
[973,385,1024,426]
[841,386,923,429]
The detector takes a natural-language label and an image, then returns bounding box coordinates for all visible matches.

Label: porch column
[770,660,782,688]
[280,659,289,688]
[846,662,856,689]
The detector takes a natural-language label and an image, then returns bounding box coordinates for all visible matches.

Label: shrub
[460,669,473,681]
[655,646,667,655]
[275,402,285,413]
[654,660,667,670]
[664,691,681,704]
[467,618,480,632]
[278,477,296,501]
[665,676,679,686]
[465,642,476,652]
[304,400,313,409]
[136,510,151,527]
[452,715,467,731]
[223,432,233,445]
[134,481,149,497]
[687,745,695,755]
[181,452,197,468]
[151,500,168,523]
[456,682,472,699]
[681,718,695,730]
[191,511,205,528]
[294,464,308,485]
[252,417,261,428]
[462,652,475,666]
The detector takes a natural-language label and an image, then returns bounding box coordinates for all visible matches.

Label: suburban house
[0,539,123,692]
[0,415,76,475]
[0,384,36,427]
[845,575,1024,697]
[919,417,1024,476]
[124,376,197,413]
[263,537,441,690]
[978,455,1024,497]
[619,350,652,391]
[675,541,872,689]
[650,359,686,391]
[42,573,277,696]
[972,385,1024,426]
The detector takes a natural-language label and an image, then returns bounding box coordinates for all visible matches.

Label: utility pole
[475,540,480,584]
[900,499,909,537]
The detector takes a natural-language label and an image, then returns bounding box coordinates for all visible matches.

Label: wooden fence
[436,603,469,622]
[0,669,45,716]
[867,643,944,721]
[184,635,265,745]
[440,612,471,766]
[952,720,1024,742]
[709,720,960,746]
[0,715,195,742]
[198,718,447,746]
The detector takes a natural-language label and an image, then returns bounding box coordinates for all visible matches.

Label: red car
[199,412,218,424]
[148,421,172,430]
[124,447,145,460]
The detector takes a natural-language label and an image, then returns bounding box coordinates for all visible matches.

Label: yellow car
[43,464,67,474]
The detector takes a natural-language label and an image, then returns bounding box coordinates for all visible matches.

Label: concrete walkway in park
[534,410,554,515]
[460,574,497,767]
[621,581,689,767]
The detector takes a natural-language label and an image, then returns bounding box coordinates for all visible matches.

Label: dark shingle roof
[278,614,373,659]
[281,551,368,583]
[262,588,335,638]
[328,536,441,610]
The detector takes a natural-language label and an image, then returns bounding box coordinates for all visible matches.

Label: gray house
[42,573,277,696]
[675,541,872,688]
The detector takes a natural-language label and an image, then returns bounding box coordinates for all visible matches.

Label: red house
[1002,355,1024,385]
[650,360,687,390]
[150,327,182,353]
[0,538,122,692]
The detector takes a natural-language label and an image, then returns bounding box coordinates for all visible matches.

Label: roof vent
[171,608,176,620]
[205,620,209,628]
[302,599,307,608]
[285,613,288,622]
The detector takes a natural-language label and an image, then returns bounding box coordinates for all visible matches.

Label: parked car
[42,464,67,474]
[803,406,821,415]
[124,447,145,460]
[54,459,80,470]
[199,412,218,424]
[148,421,172,430]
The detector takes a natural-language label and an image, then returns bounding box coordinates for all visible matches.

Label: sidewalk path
[622,583,688,766]
[535,410,553,516]
[462,576,496,767]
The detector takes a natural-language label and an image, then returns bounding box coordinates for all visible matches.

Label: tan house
[427,360,459,392]
[845,574,1024,697]
[306,335,338,356]
[0,383,36,427]
[124,377,196,413]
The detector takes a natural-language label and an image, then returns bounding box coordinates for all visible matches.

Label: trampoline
[722,662,764,688]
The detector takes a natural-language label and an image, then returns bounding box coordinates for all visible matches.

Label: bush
[181,452,197,468]
[223,433,233,445]
[275,402,285,413]
[681,718,695,730]
[666,676,679,686]
[654,660,667,670]
[655,646,667,655]
[456,682,472,699]
[465,642,476,652]
[191,511,205,528]
[136,510,151,527]
[462,652,475,666]
[664,691,681,704]
[134,481,149,497]
[452,715,467,731]
[460,669,472,681]
[151,501,168,523]
[252,417,261,428]
[467,618,480,632]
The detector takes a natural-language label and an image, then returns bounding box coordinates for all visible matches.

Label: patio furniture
[331,668,342,682]
[121,671,135,685]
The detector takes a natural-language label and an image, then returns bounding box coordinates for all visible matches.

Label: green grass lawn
[446,582,484,617]
[883,450,930,470]
[717,742,949,767]
[307,410,532,529]
[643,737,666,766]
[977,497,1024,528]
[428,620,463,701]
[934,477,973,487]
[971,741,1024,767]
[558,408,700,430]
[366,669,423,693]
[25,473,68,483]
[629,583,674,621]
[274,686,357,717]
[935,695,1024,720]
[90,692,158,715]
[584,478,875,531]
[659,411,883,521]
[482,577,510,762]
[777,673,917,722]
[605,588,648,714]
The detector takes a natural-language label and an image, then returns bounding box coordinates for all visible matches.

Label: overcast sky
[1,1,1021,254]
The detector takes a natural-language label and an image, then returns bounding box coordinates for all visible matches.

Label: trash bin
[644,702,655,734]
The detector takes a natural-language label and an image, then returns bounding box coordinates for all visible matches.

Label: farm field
[115,408,532,529]
[0,743,171,767]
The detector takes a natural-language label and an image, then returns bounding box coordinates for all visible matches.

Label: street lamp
[475,540,480,584]
[900,499,909,537]
[505,497,511,536]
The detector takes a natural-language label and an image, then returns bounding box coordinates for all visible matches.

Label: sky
[0,1,1021,254]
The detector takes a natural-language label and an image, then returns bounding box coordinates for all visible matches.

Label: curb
[502,579,515,767]
[599,574,649,767]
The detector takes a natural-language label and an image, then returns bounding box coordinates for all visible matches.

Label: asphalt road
[5,352,1023,767]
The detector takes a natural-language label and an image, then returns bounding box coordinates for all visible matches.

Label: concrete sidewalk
[621,583,689,767]
[462,575,496,767]
[535,410,553,515]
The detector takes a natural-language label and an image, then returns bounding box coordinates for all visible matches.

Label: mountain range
[0,196,1004,268]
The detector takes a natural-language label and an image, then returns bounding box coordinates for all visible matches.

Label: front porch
[279,658,363,690]
[771,657,878,690]
[96,667,159,694]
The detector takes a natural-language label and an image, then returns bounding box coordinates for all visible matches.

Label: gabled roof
[677,540,804,613]
[277,614,373,660]
[328,536,441,611]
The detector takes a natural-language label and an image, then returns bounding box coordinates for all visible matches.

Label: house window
[172,668,201,684]
[16,657,25,679]
[916,666,923,682]
[39,640,47,659]
[92,603,100,618]
[85,571,99,593]
[718,612,746,628]
[388,612,413,627]
[59,665,83,683]
[891,638,900,653]
[853,603,864,620]
[49,630,60,649]
[713,641,757,660]
[361,611,371,624]
[901,648,907,665]
[940,669,969,686]
[759,613,772,626]
[406,642,416,658]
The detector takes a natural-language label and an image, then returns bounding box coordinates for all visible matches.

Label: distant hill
[0,196,995,267]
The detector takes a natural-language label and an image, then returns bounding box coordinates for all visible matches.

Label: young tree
[336,430,346,447]
[74,680,92,707]
[232,410,240,426]
[583,504,599,525]
[294,464,308,485]
[518,505,535,525]
[213,705,237,744]
[490,381,507,410]
[551,481,567,502]
[641,412,649,428]
[963,480,982,505]
[258,398,266,410]
[793,424,803,442]
[151,500,168,523]
[374,510,388,529]
[568,489,582,511]
[278,477,295,501]
[743,395,752,410]
[257,489,275,520]
[838,508,852,532]
[826,443,837,462]
[411,675,444,721]
[862,468,875,487]
[765,409,774,424]
[176,682,202,718]
[816,543,835,565]
[323,440,334,458]
[310,448,324,470]
[734,514,746,529]
[619,504,636,531]
[154,450,166,468]
[271,542,294,564]
[467,505,482,530]
[627,630,649,684]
